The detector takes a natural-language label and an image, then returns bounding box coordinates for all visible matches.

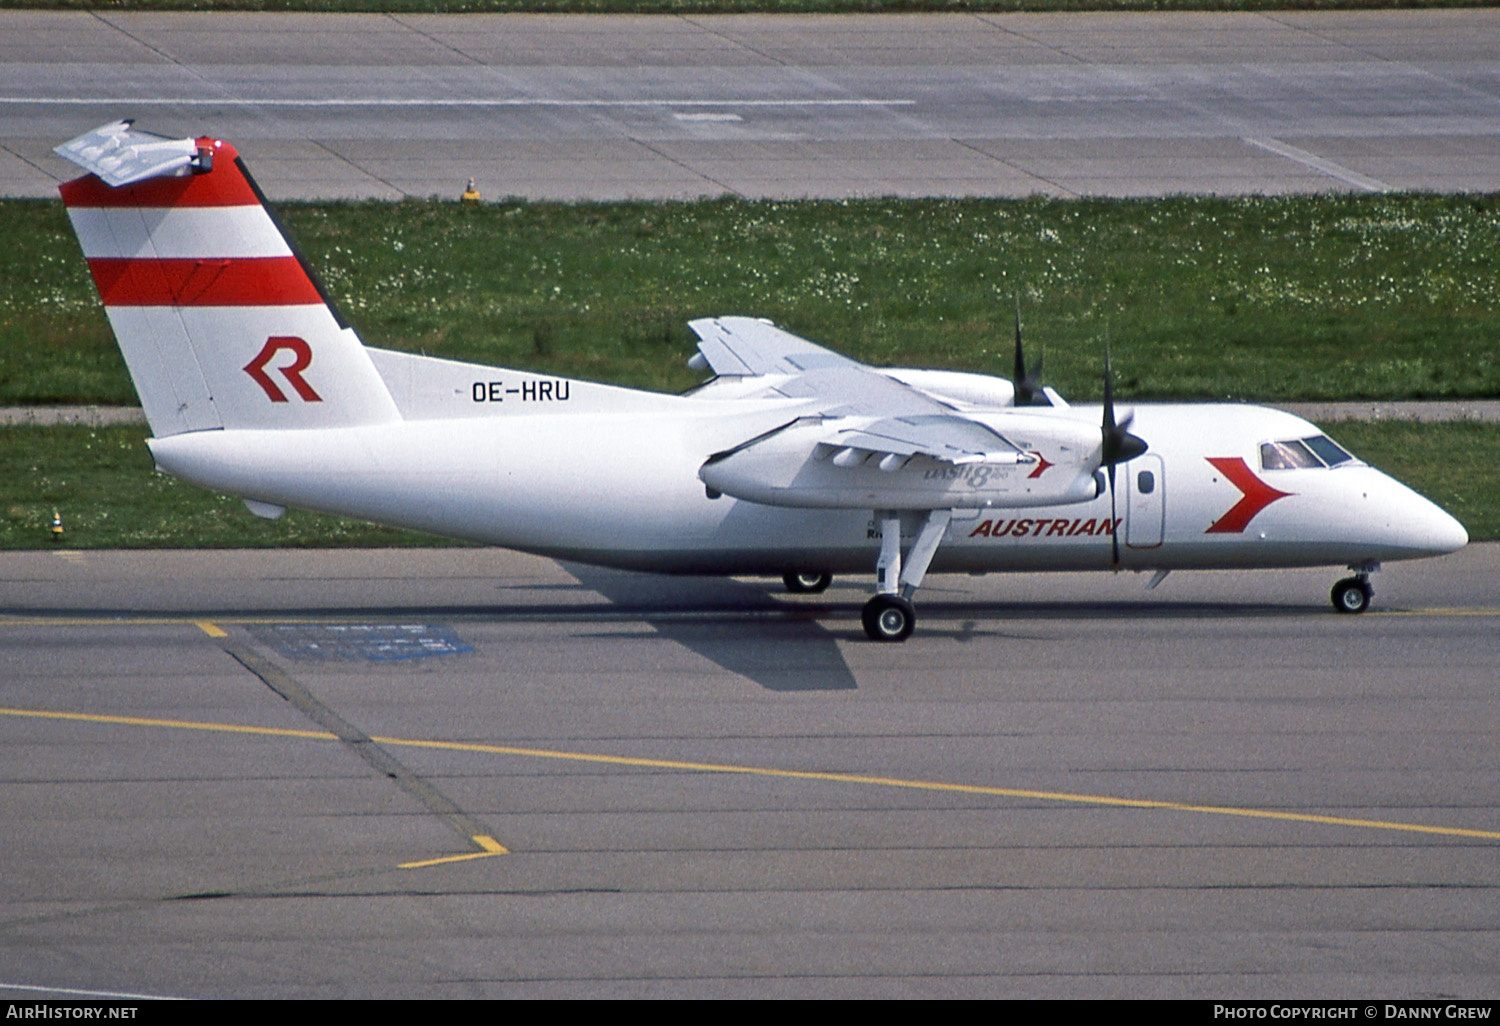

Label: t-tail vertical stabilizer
[56,120,400,437]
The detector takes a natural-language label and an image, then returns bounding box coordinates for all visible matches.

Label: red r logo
[244,336,322,403]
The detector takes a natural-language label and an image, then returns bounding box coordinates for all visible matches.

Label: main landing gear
[1331,563,1378,614]
[782,571,832,594]
[861,509,950,642]
[862,593,916,641]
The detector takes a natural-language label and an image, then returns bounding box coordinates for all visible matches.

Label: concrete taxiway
[2,545,1498,997]
[4,10,1500,199]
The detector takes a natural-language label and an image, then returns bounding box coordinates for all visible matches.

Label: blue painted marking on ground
[251,623,473,661]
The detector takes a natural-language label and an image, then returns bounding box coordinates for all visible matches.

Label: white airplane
[54,121,1468,640]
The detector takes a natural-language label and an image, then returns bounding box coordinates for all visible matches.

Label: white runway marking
[1242,136,1390,193]
[0,981,185,1001]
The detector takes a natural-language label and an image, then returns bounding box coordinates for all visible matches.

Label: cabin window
[1260,439,1322,470]
[1302,434,1354,466]
[1261,435,1358,470]
[1137,470,1155,494]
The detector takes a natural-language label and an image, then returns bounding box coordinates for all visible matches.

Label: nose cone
[1379,476,1468,558]
[1417,501,1469,556]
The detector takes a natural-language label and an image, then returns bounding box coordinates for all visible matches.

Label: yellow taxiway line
[3,704,1498,843]
[399,835,509,869]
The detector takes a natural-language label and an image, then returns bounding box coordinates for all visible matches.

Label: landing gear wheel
[862,594,916,642]
[783,571,832,594]
[1331,577,1373,614]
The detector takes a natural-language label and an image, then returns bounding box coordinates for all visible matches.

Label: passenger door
[1126,454,1165,549]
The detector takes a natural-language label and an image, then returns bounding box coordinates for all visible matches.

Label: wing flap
[822,414,1029,465]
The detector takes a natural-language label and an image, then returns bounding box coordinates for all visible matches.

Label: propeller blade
[1012,296,1024,380]
[1013,296,1031,406]
[1099,339,1148,467]
[1012,295,1043,406]
[1102,337,1115,428]
[1098,334,1145,571]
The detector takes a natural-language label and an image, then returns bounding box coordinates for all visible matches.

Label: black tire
[783,571,833,594]
[862,594,916,642]
[1331,577,1372,614]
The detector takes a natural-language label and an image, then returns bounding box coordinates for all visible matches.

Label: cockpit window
[1302,434,1353,466]
[1261,435,1358,470]
[1260,439,1322,470]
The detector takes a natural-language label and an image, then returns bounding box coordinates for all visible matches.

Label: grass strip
[5,192,1500,406]
[2,421,1493,548]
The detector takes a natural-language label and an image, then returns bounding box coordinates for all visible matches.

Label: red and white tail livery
[56,121,1467,640]
[58,120,398,436]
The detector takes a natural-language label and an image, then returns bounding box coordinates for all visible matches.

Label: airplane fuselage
[148,359,1465,578]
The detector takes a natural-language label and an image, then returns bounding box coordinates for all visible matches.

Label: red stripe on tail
[87,257,323,306]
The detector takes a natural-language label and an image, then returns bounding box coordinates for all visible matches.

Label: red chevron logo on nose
[1205,456,1293,534]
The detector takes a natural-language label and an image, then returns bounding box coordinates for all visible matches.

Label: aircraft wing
[690,315,1038,489]
[690,316,1027,457]
[689,316,861,377]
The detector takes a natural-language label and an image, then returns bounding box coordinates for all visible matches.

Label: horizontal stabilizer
[55,120,202,188]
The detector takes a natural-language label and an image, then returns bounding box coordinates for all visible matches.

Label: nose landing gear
[1331,563,1379,614]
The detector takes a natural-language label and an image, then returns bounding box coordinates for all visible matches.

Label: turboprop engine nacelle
[880,368,1017,409]
[700,416,1102,510]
